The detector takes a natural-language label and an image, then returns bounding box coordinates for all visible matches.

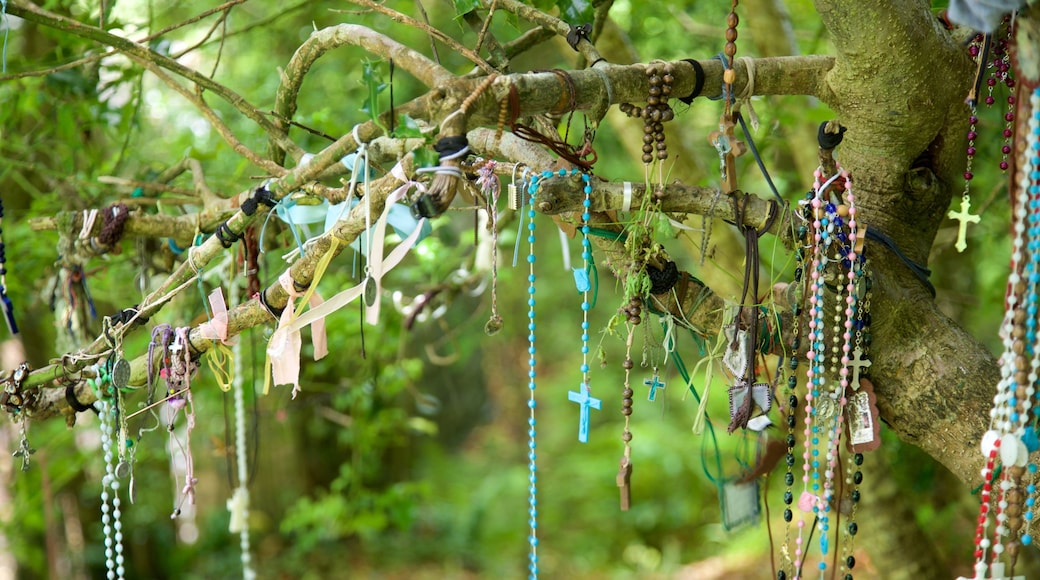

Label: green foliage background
[0,0,1010,577]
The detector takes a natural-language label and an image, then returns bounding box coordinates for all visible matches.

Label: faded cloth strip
[265,270,328,399]
[198,288,237,345]
[947,0,1025,32]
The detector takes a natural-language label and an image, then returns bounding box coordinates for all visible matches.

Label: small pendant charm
[845,377,882,453]
[115,460,132,479]
[112,358,131,390]
[13,429,35,472]
[644,370,665,402]
[363,276,378,307]
[616,457,632,511]
[719,478,760,531]
[484,314,503,336]
[814,394,838,421]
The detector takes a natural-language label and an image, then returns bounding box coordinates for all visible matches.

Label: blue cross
[567,383,601,443]
[644,374,665,402]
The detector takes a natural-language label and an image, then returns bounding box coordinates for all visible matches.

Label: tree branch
[270,23,452,165]
[26,164,414,422]
[6,0,304,163]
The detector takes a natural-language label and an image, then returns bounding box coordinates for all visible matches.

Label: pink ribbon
[291,180,426,333]
[198,288,237,344]
[266,271,328,399]
[266,163,424,398]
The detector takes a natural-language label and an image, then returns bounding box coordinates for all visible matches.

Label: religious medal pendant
[363,271,377,308]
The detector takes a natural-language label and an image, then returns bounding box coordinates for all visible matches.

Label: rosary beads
[966,86,1040,580]
[620,61,675,167]
[782,161,865,580]
[93,367,127,580]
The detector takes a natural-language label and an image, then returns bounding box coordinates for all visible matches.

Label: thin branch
[148,0,247,43]
[341,0,496,75]
[24,159,414,420]
[133,56,288,175]
[0,0,247,81]
[414,0,441,66]
[501,26,555,59]
[7,0,304,163]
[269,23,451,165]
[494,0,605,64]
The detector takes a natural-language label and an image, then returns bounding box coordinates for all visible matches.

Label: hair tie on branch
[215,220,243,248]
[65,383,97,414]
[412,136,471,219]
[566,23,592,51]
[257,290,285,320]
[109,305,148,327]
[647,260,680,295]
[817,121,847,150]
[240,184,278,217]
[679,59,706,105]
[434,136,469,159]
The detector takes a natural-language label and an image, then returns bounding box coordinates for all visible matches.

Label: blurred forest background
[0,0,1016,578]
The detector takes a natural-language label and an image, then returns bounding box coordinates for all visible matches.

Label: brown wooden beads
[620,62,675,164]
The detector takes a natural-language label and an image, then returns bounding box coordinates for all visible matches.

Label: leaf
[414,148,439,169]
[451,0,482,16]
[655,212,676,239]
[392,114,424,139]
[360,60,388,133]
[559,0,594,24]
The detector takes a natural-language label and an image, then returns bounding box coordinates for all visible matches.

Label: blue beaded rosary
[567,171,599,444]
[524,168,594,579]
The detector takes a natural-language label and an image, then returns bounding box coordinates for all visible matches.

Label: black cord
[240,185,278,217]
[66,384,98,414]
[434,136,469,157]
[865,227,936,297]
[736,112,785,205]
